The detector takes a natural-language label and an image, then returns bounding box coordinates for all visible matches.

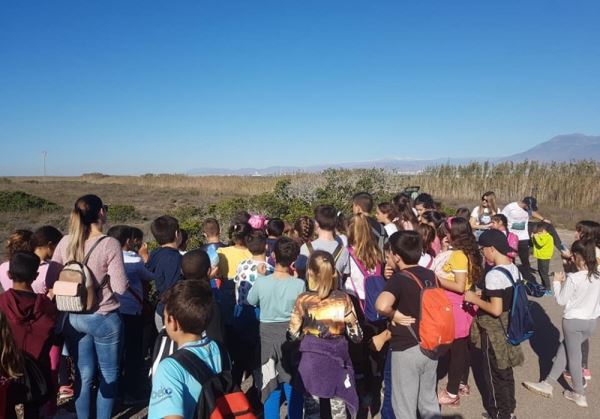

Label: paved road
[57,230,599,418]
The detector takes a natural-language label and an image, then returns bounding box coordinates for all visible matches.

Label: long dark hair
[448,217,483,285]
[576,220,600,248]
[67,195,104,261]
[571,239,599,279]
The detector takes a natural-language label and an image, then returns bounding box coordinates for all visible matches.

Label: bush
[0,191,60,212]
[107,204,139,222]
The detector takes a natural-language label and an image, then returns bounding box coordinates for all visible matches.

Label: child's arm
[552,272,575,306]
[438,271,467,294]
[464,291,503,317]
[246,282,259,307]
[375,291,416,326]
[287,297,304,340]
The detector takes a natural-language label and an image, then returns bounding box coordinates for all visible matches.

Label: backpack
[169,345,256,419]
[401,270,455,359]
[347,247,386,323]
[16,352,50,405]
[53,236,110,313]
[493,267,535,345]
[306,241,343,262]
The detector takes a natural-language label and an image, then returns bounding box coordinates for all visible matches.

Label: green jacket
[470,312,524,370]
[532,232,554,260]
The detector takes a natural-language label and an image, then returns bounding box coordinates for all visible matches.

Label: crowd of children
[0,191,598,419]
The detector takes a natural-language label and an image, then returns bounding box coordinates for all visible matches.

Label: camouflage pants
[304,395,348,419]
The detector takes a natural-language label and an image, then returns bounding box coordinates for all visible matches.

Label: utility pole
[42,151,47,178]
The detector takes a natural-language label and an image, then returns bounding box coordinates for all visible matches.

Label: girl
[291,216,315,246]
[437,217,482,406]
[392,199,417,231]
[289,251,362,419]
[0,229,33,291]
[52,194,128,419]
[421,211,445,256]
[30,226,63,295]
[346,214,385,418]
[470,192,499,233]
[217,222,253,280]
[523,239,600,408]
[0,311,25,419]
[490,214,518,262]
[417,223,436,269]
[375,203,398,237]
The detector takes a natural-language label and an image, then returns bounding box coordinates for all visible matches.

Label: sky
[1,0,599,175]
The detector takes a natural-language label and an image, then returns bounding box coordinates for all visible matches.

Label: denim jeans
[64,311,123,419]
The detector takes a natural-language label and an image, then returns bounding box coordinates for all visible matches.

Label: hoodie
[0,289,57,361]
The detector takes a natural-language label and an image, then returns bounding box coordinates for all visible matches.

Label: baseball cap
[522,196,538,215]
[478,229,512,256]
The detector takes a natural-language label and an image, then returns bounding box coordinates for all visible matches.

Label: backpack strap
[306,242,314,255]
[169,343,230,387]
[399,270,422,343]
[492,266,518,287]
[83,236,109,265]
[331,242,343,263]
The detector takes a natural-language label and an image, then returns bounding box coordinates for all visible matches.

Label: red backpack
[402,270,455,359]
[169,346,256,419]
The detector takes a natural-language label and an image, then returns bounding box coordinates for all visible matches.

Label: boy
[531,222,554,293]
[464,230,524,419]
[200,218,225,285]
[414,193,436,221]
[352,192,387,253]
[296,205,350,280]
[107,225,156,403]
[148,280,222,419]
[247,237,305,417]
[375,231,441,419]
[147,215,183,331]
[266,218,285,264]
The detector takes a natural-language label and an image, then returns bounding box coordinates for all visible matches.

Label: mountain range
[188,133,600,176]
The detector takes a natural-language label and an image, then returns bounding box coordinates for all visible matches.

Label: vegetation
[0,191,60,213]
[107,204,139,223]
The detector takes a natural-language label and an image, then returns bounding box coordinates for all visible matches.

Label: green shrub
[107,204,139,222]
[0,191,60,212]
[0,178,13,184]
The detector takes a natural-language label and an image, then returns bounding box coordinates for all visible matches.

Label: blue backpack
[348,247,386,323]
[494,267,535,345]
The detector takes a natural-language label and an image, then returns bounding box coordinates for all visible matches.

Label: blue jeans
[264,383,303,419]
[64,311,123,419]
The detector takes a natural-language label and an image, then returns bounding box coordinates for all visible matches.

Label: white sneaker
[522,380,553,398]
[563,390,588,408]
[482,413,517,418]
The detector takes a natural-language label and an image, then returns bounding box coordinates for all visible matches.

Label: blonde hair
[348,214,382,270]
[0,312,24,379]
[307,250,338,299]
[67,195,104,261]
[479,192,498,217]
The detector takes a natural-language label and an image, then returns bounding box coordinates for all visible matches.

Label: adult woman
[470,192,499,233]
[52,195,128,419]
[437,217,483,406]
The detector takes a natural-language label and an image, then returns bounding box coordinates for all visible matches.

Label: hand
[391,310,416,326]
[543,218,552,224]
[139,242,149,262]
[464,290,478,303]
[554,271,566,283]
[384,264,395,280]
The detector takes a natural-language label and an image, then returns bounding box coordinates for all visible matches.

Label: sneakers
[522,380,553,398]
[583,368,592,381]
[544,289,554,297]
[57,385,74,406]
[482,414,517,419]
[459,383,471,396]
[563,390,588,408]
[438,389,460,407]
[563,372,588,389]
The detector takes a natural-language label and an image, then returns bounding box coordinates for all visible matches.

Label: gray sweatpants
[548,318,597,395]
[391,345,441,419]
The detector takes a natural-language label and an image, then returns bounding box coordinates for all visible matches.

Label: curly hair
[5,229,33,261]
[448,217,483,285]
[293,216,315,244]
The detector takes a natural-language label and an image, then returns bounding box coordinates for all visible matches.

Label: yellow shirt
[217,246,252,279]
[442,250,472,292]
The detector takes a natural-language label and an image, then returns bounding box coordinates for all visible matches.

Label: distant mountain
[500,133,600,162]
[187,133,599,175]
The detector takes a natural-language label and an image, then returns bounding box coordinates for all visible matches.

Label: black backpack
[169,345,256,419]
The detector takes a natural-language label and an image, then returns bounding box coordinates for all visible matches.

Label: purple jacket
[296,334,358,416]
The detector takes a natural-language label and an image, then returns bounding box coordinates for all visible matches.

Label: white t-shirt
[471,206,492,226]
[384,223,398,237]
[501,202,530,241]
[418,253,433,269]
[554,271,600,320]
[486,263,520,291]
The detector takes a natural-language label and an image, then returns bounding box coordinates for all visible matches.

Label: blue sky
[1,1,599,175]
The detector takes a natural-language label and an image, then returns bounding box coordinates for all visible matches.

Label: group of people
[0,190,598,419]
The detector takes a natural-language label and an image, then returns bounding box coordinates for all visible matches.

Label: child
[296,205,350,281]
[247,237,305,419]
[200,218,226,285]
[289,250,362,418]
[0,229,33,291]
[455,207,471,220]
[148,280,223,419]
[291,216,315,246]
[231,230,273,387]
[490,214,518,262]
[217,222,252,281]
[352,192,387,253]
[146,215,183,331]
[0,311,25,419]
[266,218,285,264]
[522,239,600,408]
[375,231,441,419]
[531,222,554,292]
[416,223,436,269]
[464,230,524,419]
[29,226,63,296]
[0,251,57,418]
[376,202,399,237]
[107,225,156,404]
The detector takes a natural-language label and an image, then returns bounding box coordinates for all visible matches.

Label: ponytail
[307,250,338,299]
[66,195,103,261]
